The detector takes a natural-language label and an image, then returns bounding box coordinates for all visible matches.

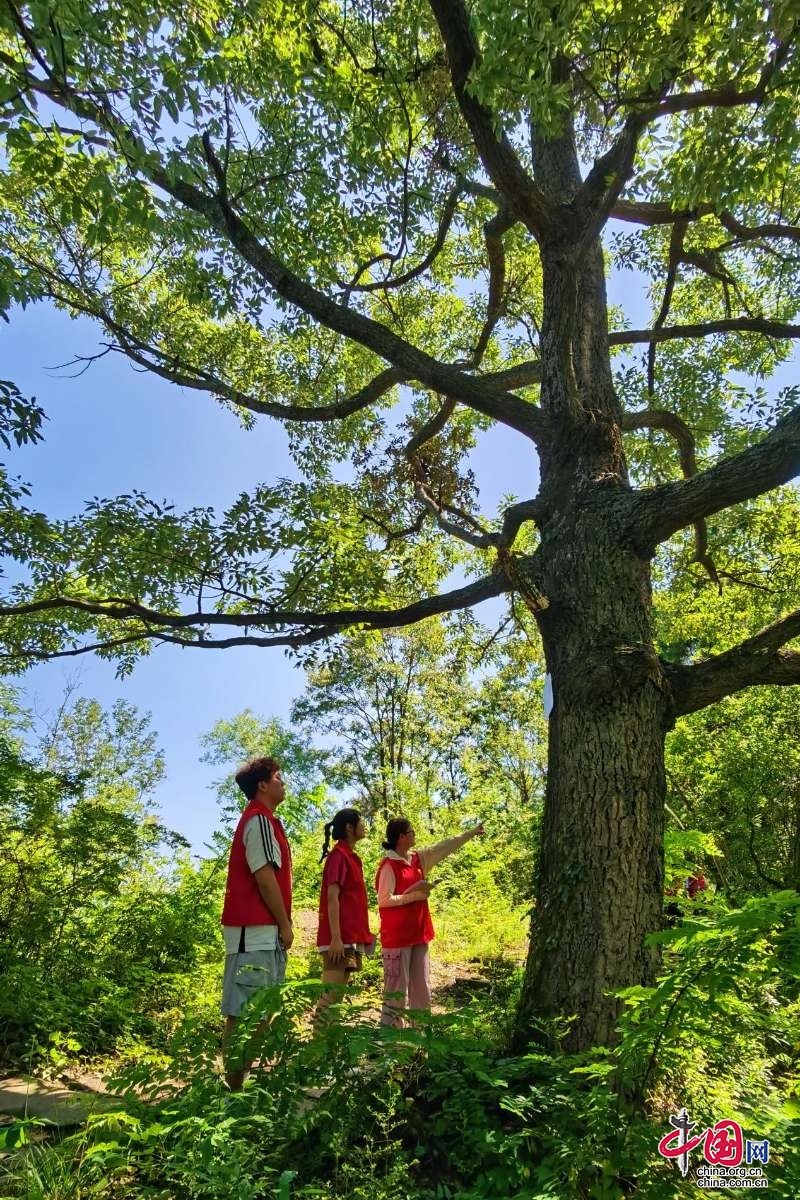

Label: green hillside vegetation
[1,615,799,1197]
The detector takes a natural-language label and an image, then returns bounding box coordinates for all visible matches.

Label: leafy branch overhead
[0,0,798,709]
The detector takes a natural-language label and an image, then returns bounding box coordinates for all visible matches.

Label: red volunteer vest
[375,852,435,948]
[316,841,374,947]
[221,801,292,927]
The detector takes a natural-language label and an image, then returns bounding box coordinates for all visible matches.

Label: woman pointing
[375,817,484,1026]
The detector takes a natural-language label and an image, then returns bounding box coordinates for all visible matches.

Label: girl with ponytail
[316,809,374,1001]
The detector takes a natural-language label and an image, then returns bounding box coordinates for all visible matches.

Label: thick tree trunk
[514,511,669,1051]
[513,128,670,1051]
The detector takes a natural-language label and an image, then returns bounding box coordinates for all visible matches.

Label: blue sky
[0,301,542,850]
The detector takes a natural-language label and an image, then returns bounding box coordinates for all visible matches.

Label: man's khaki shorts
[221,946,287,1017]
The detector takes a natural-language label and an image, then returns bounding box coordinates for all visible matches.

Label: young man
[220,755,293,1089]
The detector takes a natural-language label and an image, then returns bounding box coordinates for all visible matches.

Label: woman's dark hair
[320,808,361,861]
[382,817,412,852]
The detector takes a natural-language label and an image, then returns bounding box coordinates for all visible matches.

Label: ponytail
[319,820,334,863]
[320,808,361,862]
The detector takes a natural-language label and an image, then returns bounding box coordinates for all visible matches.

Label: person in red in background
[376,817,484,1026]
[316,808,375,1011]
[220,756,293,1090]
[685,871,708,900]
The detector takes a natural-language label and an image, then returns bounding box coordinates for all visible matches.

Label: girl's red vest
[375,852,435,948]
[221,801,292,927]
[316,841,374,947]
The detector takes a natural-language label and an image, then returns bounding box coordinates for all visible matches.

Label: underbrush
[2,891,798,1200]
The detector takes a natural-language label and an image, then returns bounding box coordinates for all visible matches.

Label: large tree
[0,0,799,1050]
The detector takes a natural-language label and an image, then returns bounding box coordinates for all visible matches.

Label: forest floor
[0,910,508,1129]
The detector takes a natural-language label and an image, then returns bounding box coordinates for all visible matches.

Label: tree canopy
[0,0,794,667]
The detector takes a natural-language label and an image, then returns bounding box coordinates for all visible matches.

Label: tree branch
[626,405,800,550]
[344,183,462,295]
[611,200,712,226]
[0,50,545,443]
[401,398,543,550]
[636,29,797,123]
[0,626,341,658]
[481,360,542,389]
[587,23,797,238]
[667,609,800,717]
[0,571,510,645]
[622,407,719,587]
[403,396,458,459]
[576,0,721,237]
[612,200,800,248]
[648,219,688,396]
[411,481,494,548]
[115,331,412,424]
[5,243,418,425]
[610,318,800,346]
[577,111,648,241]
[715,211,800,247]
[479,312,800,387]
[622,409,697,477]
[426,0,555,236]
[471,203,514,364]
[402,397,499,548]
[496,499,543,549]
[162,157,545,439]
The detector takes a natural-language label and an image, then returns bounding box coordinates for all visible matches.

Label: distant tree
[41,691,165,802]
[0,687,207,1063]
[293,620,468,821]
[656,490,800,897]
[200,709,328,840]
[292,617,546,837]
[668,689,800,896]
[0,1,798,1049]
[465,621,548,816]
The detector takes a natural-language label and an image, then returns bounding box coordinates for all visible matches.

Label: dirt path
[0,931,504,1134]
[0,1074,120,1129]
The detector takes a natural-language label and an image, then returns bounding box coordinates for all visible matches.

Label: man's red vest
[221,801,292,928]
[375,852,435,948]
[316,841,374,947]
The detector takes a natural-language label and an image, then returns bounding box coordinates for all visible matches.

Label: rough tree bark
[505,130,670,1051]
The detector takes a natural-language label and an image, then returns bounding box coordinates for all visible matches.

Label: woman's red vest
[316,841,374,947]
[375,852,435,948]
[221,801,292,928]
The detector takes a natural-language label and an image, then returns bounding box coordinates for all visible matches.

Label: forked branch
[612,201,800,247]
[0,46,545,443]
[667,608,800,716]
[427,0,555,236]
[401,398,543,550]
[582,21,797,238]
[621,407,719,586]
[627,406,800,551]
